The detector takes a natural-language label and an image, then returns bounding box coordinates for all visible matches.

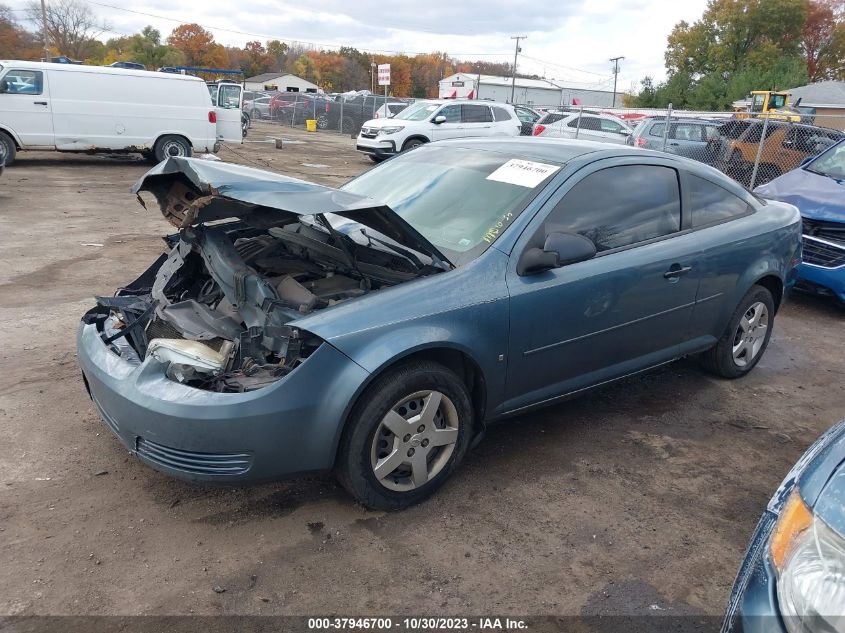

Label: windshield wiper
[805,167,845,182]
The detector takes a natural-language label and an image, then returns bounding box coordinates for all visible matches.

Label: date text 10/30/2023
[307,617,528,630]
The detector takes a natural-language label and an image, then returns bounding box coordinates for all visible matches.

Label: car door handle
[34,101,48,105]
[664,265,692,279]
[669,142,679,146]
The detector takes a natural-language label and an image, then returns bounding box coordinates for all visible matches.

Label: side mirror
[433,115,447,124]
[0,79,7,94]
[518,231,597,276]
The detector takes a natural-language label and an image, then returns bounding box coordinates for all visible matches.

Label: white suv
[356,99,521,162]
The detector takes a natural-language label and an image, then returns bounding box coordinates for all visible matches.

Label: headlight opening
[772,490,845,632]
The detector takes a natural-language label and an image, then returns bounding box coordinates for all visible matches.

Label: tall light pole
[610,56,624,108]
[510,35,527,104]
[40,0,50,61]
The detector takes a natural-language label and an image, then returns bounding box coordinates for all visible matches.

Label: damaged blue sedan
[78,139,801,509]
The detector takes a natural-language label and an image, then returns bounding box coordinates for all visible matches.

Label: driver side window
[0,70,43,95]
[542,165,681,252]
[437,104,461,123]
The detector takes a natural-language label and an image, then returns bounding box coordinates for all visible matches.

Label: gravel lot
[1,122,843,619]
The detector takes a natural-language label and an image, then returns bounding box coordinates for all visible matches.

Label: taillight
[208,111,217,123]
[635,136,647,147]
[533,125,545,136]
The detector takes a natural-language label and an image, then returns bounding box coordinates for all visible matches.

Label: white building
[438,73,621,108]
[244,72,320,93]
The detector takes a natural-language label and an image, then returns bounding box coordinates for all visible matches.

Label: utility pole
[510,35,526,104]
[610,56,624,108]
[40,0,50,62]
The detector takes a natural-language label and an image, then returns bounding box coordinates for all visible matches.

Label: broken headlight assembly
[771,490,845,633]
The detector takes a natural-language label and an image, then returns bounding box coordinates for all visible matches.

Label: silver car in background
[532,110,633,144]
[627,117,722,163]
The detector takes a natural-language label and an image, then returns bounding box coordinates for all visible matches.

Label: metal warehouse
[438,73,620,107]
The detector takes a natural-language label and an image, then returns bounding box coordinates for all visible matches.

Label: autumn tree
[802,0,845,80]
[411,52,454,97]
[0,4,41,59]
[633,0,845,109]
[25,0,108,60]
[166,23,228,68]
[239,40,274,76]
[266,40,289,71]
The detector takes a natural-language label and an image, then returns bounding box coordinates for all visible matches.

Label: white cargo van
[0,60,243,165]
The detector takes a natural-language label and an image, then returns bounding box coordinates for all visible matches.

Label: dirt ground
[1,122,843,620]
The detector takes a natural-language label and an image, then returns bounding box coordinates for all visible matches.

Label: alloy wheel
[732,301,769,367]
[370,390,459,492]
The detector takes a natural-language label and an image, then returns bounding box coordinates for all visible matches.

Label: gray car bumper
[77,323,369,482]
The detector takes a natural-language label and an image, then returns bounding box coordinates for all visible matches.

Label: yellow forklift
[734,90,802,122]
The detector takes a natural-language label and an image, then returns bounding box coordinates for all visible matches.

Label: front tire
[153,135,192,162]
[402,138,425,152]
[700,285,775,378]
[0,131,17,166]
[336,362,474,510]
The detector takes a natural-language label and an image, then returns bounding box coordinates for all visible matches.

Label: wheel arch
[331,343,488,468]
[401,135,430,150]
[754,273,784,313]
[0,125,21,149]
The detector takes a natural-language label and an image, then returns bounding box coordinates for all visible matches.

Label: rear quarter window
[492,106,513,121]
[688,174,753,227]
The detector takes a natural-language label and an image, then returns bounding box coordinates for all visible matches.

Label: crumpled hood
[131,157,450,264]
[755,167,845,223]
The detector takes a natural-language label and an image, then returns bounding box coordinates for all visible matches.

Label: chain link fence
[521,104,845,190]
[245,92,416,137]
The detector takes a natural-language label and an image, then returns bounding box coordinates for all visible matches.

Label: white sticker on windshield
[486,159,560,188]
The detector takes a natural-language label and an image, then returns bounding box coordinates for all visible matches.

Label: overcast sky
[19,0,709,89]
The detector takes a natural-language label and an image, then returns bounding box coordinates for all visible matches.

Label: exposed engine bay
[84,216,443,392]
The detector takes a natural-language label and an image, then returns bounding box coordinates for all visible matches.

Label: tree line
[628,0,845,110]
[0,0,528,97]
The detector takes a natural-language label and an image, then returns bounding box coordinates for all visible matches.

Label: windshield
[392,102,441,121]
[807,142,845,179]
[341,145,560,262]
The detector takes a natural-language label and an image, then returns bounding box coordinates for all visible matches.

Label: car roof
[643,117,718,125]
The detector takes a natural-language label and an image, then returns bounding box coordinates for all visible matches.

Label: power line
[520,54,612,79]
[83,1,514,57]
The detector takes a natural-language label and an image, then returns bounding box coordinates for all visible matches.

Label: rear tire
[335,361,474,511]
[153,135,192,162]
[699,285,775,379]
[368,155,384,163]
[0,131,17,166]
